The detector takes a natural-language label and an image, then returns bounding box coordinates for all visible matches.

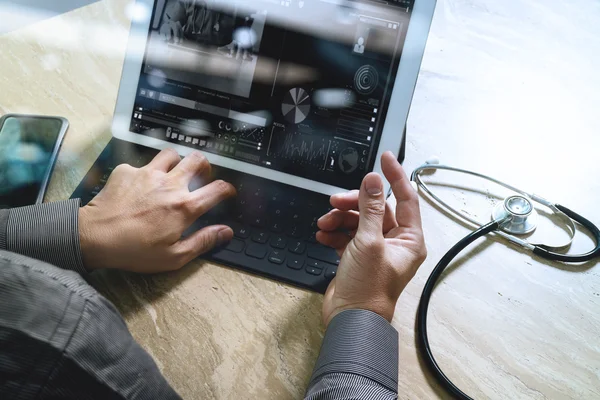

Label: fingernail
[217,228,232,245]
[364,173,382,196]
[318,212,329,223]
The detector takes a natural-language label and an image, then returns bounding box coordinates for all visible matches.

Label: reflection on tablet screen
[130,0,413,190]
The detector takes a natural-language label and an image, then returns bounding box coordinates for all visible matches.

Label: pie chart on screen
[282,88,311,124]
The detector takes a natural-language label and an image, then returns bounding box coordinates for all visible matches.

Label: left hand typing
[79,149,236,273]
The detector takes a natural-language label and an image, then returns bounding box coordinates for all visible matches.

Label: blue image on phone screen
[0,116,65,208]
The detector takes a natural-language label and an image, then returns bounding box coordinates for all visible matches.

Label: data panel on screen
[130,0,413,189]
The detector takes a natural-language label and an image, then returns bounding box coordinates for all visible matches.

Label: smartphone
[0,114,69,209]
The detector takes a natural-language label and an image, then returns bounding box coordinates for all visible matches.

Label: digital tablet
[112,0,436,196]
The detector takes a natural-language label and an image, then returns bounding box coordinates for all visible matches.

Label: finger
[146,148,181,172]
[381,151,422,230]
[317,210,359,232]
[330,190,359,211]
[316,230,352,251]
[170,151,211,182]
[354,173,386,243]
[175,22,183,44]
[187,179,236,219]
[175,225,233,265]
[331,190,397,233]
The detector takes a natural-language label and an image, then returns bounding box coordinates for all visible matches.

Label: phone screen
[0,116,66,208]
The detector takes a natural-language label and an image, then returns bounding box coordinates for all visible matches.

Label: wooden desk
[1,1,599,398]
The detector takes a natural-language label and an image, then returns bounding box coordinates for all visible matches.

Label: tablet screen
[130,0,413,190]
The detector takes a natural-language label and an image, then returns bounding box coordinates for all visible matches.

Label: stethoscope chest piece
[492,195,538,235]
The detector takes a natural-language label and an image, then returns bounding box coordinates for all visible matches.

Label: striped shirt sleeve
[305,310,399,400]
[0,199,86,274]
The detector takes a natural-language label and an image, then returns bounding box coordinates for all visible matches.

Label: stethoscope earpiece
[425,155,440,165]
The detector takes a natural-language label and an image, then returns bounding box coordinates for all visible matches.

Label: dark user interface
[0,117,62,208]
[131,0,413,189]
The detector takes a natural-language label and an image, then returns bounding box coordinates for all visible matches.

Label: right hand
[317,151,427,326]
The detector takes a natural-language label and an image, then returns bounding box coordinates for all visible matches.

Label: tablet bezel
[112,0,436,196]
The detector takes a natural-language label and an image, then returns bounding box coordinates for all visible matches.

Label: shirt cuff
[2,199,87,274]
[309,309,399,393]
[0,209,8,250]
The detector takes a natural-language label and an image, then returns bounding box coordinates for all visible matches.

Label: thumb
[176,225,233,265]
[355,173,386,242]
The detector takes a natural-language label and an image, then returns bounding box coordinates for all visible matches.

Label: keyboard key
[307,244,340,265]
[268,250,285,264]
[254,203,267,213]
[252,188,263,198]
[306,266,322,276]
[268,192,281,202]
[252,231,269,244]
[269,220,284,233]
[306,259,328,270]
[245,243,267,259]
[287,225,304,238]
[287,255,304,270]
[307,231,318,243]
[268,201,286,217]
[289,241,306,255]
[251,217,266,228]
[233,225,250,239]
[225,239,245,253]
[270,235,287,249]
[325,266,337,280]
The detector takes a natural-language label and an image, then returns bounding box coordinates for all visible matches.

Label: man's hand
[79,149,236,273]
[159,0,186,43]
[160,20,184,43]
[317,151,427,326]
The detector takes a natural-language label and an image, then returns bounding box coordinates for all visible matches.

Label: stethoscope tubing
[417,220,500,400]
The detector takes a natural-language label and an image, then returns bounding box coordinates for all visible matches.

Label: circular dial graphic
[282,88,311,124]
[354,65,379,95]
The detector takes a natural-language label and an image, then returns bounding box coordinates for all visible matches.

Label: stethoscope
[410,159,600,400]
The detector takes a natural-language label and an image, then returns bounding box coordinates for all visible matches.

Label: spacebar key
[307,244,340,265]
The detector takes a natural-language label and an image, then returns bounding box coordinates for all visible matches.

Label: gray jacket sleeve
[0,250,181,399]
[304,310,399,400]
[0,199,87,274]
